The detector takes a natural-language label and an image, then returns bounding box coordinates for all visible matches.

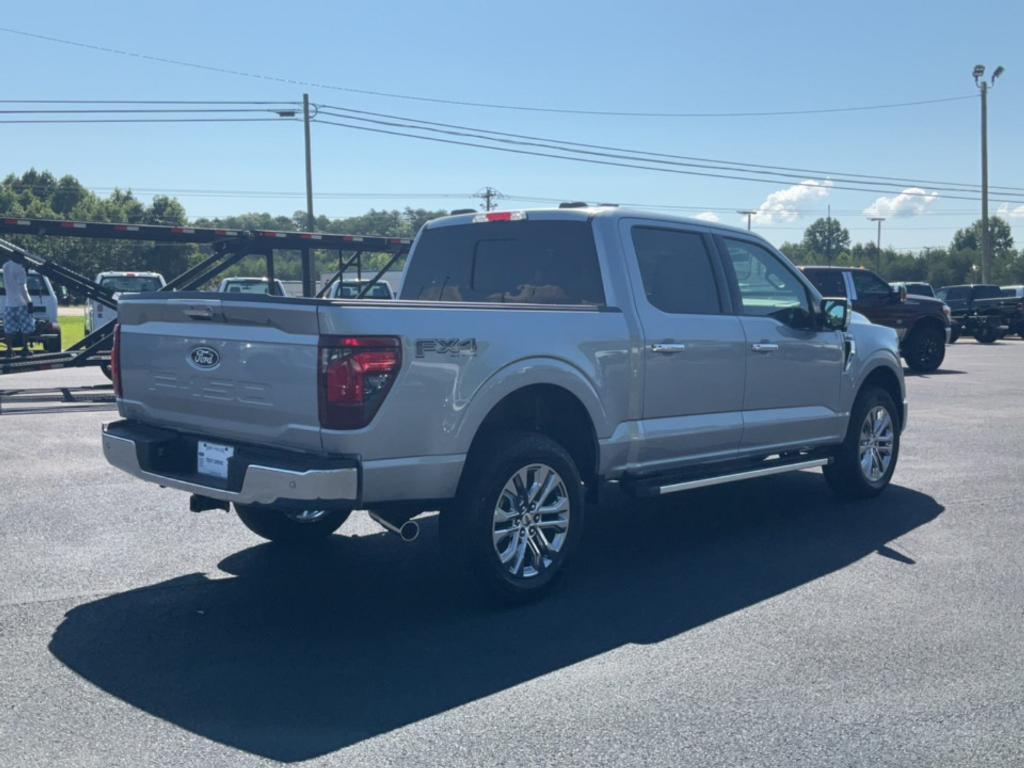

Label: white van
[86,271,165,334]
[0,269,62,352]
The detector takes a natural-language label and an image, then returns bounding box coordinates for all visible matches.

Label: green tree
[951,216,1013,257]
[802,218,850,262]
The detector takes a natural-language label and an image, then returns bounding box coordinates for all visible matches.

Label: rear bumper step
[102,420,359,506]
[627,456,831,498]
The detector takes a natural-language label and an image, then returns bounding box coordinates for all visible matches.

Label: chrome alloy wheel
[858,405,895,483]
[492,463,570,579]
[284,509,330,524]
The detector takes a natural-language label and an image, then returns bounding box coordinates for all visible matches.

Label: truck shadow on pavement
[49,473,942,762]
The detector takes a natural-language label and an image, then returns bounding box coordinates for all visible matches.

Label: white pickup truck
[103,207,906,601]
[86,271,165,334]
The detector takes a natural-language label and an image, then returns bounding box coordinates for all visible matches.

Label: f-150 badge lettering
[416,338,477,358]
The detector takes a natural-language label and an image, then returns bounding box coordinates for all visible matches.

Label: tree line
[0,170,445,285]
[779,215,1024,285]
[4,169,1024,289]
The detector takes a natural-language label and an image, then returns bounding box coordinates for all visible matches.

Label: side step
[626,456,831,498]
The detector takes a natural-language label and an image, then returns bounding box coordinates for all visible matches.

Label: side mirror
[893,284,907,303]
[820,297,851,332]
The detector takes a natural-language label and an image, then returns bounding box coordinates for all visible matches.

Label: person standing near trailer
[2,251,34,357]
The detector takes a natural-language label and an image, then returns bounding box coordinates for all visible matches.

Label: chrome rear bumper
[102,422,359,506]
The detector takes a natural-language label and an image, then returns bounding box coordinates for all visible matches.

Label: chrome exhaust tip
[369,511,420,543]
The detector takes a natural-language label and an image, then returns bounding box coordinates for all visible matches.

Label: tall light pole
[974,64,1004,283]
[737,210,756,231]
[869,216,885,274]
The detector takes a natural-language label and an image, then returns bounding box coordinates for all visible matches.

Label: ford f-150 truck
[102,207,907,601]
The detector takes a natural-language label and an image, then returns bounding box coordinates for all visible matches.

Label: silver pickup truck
[103,207,906,601]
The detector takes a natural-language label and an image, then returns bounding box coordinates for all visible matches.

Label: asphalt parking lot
[1,340,1022,767]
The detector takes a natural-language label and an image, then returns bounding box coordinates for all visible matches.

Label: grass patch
[61,314,86,349]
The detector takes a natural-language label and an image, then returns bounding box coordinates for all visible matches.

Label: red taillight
[318,336,401,429]
[111,323,122,397]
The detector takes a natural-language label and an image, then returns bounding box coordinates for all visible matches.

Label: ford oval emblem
[189,346,220,369]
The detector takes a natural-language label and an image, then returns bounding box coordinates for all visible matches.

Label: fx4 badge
[415,338,477,358]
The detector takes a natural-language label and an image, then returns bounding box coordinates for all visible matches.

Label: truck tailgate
[116,296,323,453]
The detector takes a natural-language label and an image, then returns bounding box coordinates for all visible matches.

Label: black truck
[936,284,1024,343]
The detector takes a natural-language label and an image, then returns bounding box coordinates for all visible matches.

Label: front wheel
[824,387,900,500]
[235,504,350,544]
[903,326,945,373]
[444,431,584,603]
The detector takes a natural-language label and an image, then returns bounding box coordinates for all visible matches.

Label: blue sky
[1,0,1021,250]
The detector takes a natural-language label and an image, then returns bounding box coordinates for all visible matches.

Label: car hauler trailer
[0,216,412,376]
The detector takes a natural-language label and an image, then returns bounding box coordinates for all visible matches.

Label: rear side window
[631,227,720,314]
[974,285,1001,299]
[804,269,846,297]
[400,220,605,305]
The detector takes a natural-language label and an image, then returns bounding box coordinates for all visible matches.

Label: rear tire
[443,431,584,603]
[902,325,945,373]
[824,386,900,500]
[235,504,350,544]
[100,363,113,381]
[947,325,960,343]
[44,336,61,353]
[974,325,999,344]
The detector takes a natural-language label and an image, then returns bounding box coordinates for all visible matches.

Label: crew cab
[217,276,287,296]
[86,271,166,334]
[801,266,950,373]
[936,284,1022,343]
[0,269,61,352]
[102,208,907,601]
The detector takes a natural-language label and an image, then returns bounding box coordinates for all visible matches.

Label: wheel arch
[857,364,905,432]
[457,381,602,501]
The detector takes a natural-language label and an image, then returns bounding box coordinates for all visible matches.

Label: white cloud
[752,179,833,225]
[997,203,1024,219]
[863,187,938,218]
[694,211,720,223]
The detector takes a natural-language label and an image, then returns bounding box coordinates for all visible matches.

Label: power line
[318,104,1024,194]
[312,116,1024,205]
[0,117,292,124]
[0,26,979,119]
[0,99,300,105]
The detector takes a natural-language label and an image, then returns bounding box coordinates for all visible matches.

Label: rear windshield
[400,220,605,305]
[99,275,163,293]
[223,280,277,295]
[974,285,1001,299]
[0,272,49,296]
[335,282,392,299]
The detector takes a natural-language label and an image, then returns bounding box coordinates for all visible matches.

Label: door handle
[650,342,687,354]
[751,342,780,353]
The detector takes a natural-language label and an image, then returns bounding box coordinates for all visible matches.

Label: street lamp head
[973,64,985,83]
[275,110,298,118]
[992,65,1005,84]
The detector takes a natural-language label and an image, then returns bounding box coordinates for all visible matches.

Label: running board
[628,457,831,498]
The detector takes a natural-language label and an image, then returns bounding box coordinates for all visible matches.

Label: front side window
[724,239,810,322]
[804,269,846,297]
[851,270,891,297]
[631,227,720,314]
